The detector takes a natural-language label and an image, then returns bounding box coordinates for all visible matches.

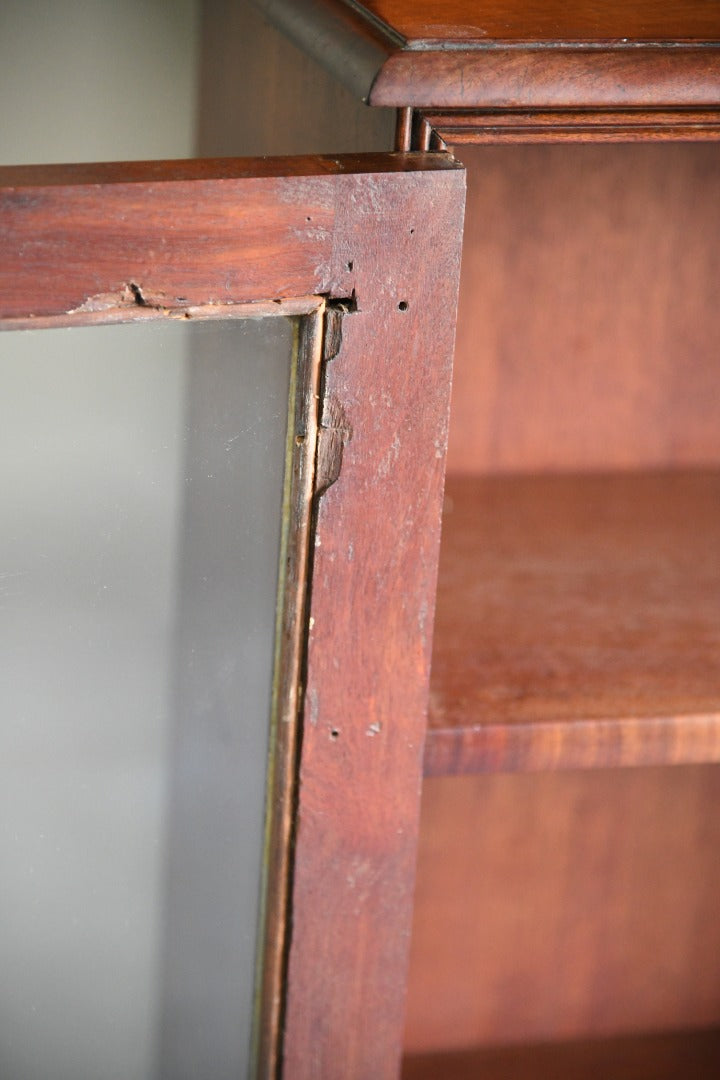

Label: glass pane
[0,317,294,1080]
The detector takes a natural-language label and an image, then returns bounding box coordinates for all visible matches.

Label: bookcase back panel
[404,766,720,1053]
[448,144,720,475]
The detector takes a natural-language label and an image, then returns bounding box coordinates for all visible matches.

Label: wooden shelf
[425,471,720,775]
[402,1028,720,1080]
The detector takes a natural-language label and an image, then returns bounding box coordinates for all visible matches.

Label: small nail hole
[409,227,415,235]
[295,434,305,445]
[347,260,354,271]
[398,300,409,312]
[306,215,312,222]
[330,728,339,740]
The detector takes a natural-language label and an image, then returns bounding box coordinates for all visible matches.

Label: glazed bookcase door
[0,154,465,1079]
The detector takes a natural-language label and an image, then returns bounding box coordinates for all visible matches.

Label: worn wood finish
[403,1028,720,1080]
[447,144,720,475]
[0,153,458,320]
[426,472,720,776]
[255,309,324,1077]
[0,153,466,1077]
[260,1,720,135]
[404,767,720,1054]
[282,164,465,1079]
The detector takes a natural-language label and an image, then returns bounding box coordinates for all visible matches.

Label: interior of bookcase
[402,143,720,1076]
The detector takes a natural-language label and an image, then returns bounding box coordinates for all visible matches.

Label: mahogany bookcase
[3,3,720,1078]
[235,2,720,1078]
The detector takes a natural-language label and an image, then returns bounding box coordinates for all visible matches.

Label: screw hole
[398,300,409,312]
[330,728,340,740]
[306,215,312,222]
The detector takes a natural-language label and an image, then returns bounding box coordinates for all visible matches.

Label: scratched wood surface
[259,0,720,135]
[0,154,457,320]
[282,162,465,1079]
[0,153,466,1077]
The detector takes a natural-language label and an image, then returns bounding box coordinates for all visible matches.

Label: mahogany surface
[403,1028,720,1080]
[259,0,720,129]
[404,767,720,1053]
[447,144,720,475]
[360,1,720,44]
[426,471,720,776]
[0,152,466,1078]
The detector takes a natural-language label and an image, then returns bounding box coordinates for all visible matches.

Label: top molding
[256,0,720,135]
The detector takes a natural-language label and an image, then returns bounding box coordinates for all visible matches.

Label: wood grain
[429,108,720,143]
[447,144,720,475]
[359,1,720,44]
[0,152,466,1078]
[403,1028,720,1080]
[282,162,465,1079]
[199,0,394,156]
[0,153,458,320]
[404,767,720,1053]
[260,2,720,129]
[426,471,720,776]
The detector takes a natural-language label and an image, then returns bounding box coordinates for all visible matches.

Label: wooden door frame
[0,152,466,1078]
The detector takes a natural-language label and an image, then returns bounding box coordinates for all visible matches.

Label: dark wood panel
[447,144,720,474]
[404,768,720,1053]
[281,166,465,1076]
[403,1028,720,1080]
[0,153,459,320]
[259,2,720,121]
[361,1,720,44]
[426,472,720,776]
[198,0,394,156]
[430,108,720,143]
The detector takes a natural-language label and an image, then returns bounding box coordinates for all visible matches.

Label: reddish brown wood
[0,154,458,320]
[429,108,720,143]
[403,1028,720,1080]
[260,2,720,135]
[360,1,720,44]
[0,152,466,1078]
[198,0,395,156]
[282,162,465,1079]
[404,767,720,1054]
[447,144,720,475]
[426,472,720,776]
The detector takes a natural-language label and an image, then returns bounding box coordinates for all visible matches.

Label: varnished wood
[426,472,720,776]
[282,159,465,1080]
[429,108,720,144]
[0,153,459,320]
[260,1,720,136]
[199,0,394,156]
[404,767,720,1053]
[0,152,466,1078]
[403,1028,720,1080]
[447,144,720,475]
